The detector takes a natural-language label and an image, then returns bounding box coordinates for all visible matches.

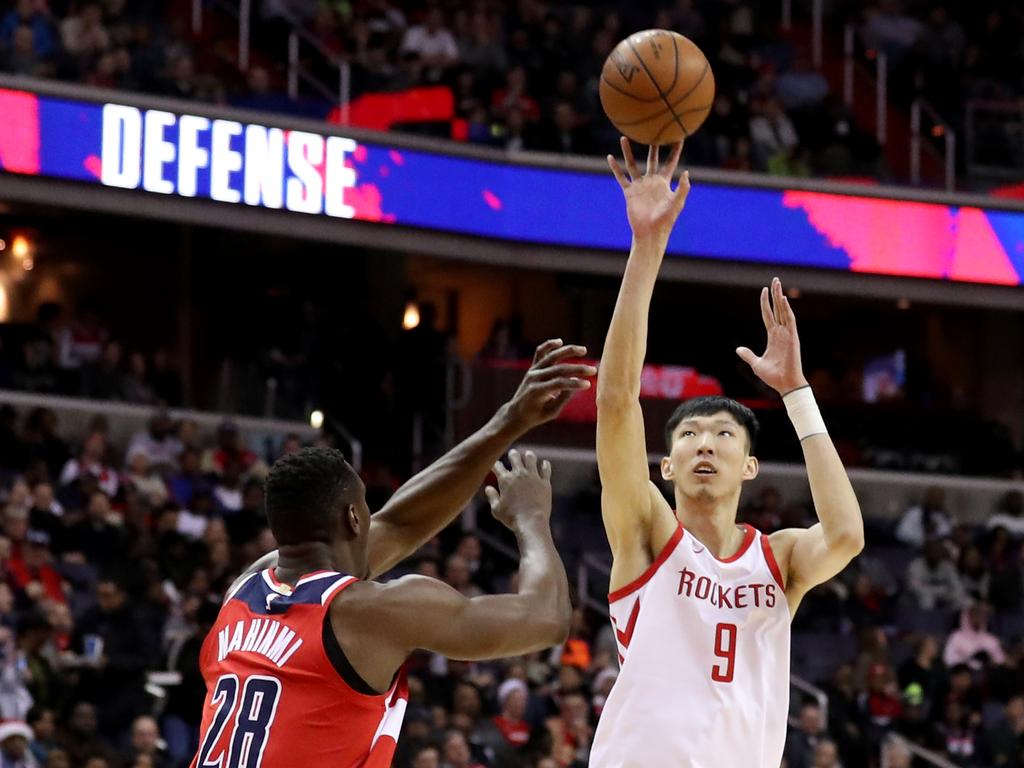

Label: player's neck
[274,542,348,585]
[675,491,745,559]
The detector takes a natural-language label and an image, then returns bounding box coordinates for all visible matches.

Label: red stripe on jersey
[716,524,756,563]
[608,525,684,603]
[760,532,786,590]
[614,598,641,648]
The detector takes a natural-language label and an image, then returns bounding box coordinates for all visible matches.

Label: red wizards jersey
[190,569,408,768]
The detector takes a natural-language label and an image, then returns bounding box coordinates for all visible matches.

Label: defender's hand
[485,450,552,530]
[736,277,809,395]
[607,137,691,242]
[504,340,597,431]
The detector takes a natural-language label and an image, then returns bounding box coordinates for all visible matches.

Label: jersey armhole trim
[608,524,684,604]
[321,613,385,697]
[760,532,786,590]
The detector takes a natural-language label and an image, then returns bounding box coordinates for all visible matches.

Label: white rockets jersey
[590,524,790,768]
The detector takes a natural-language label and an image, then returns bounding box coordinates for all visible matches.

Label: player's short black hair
[265,447,361,546]
[664,396,760,454]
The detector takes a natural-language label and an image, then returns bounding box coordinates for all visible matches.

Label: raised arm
[738,279,864,606]
[335,451,571,691]
[367,341,595,578]
[598,139,690,589]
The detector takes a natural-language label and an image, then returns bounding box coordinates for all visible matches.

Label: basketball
[599,29,715,145]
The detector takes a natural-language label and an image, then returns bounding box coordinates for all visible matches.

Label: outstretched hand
[607,137,691,242]
[504,340,597,431]
[485,449,553,531]
[736,277,809,396]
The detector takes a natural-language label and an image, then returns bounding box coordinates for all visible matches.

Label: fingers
[736,346,759,367]
[671,170,691,214]
[530,363,598,383]
[541,389,575,418]
[621,136,639,181]
[759,286,775,331]
[508,448,525,473]
[646,144,659,176]
[541,459,552,480]
[607,155,629,190]
[532,338,563,364]
[771,277,786,325]
[535,377,592,394]
[661,141,684,178]
[484,485,499,509]
[492,459,510,481]
[536,343,588,370]
[524,450,538,474]
[781,294,798,327]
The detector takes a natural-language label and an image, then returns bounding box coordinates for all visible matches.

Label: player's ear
[345,504,361,537]
[742,456,759,482]
[660,455,674,481]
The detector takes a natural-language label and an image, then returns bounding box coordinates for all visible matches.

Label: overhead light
[11,236,30,259]
[786,287,801,299]
[402,301,420,330]
[309,410,324,430]
[0,239,6,251]
[21,258,33,271]
[897,298,910,310]
[0,283,8,322]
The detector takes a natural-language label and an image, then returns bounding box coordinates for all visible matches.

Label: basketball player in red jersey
[590,140,865,767]
[191,342,593,768]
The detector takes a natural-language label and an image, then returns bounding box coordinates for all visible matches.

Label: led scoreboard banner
[1,82,1023,287]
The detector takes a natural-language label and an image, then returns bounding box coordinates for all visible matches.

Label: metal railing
[840,23,888,147]
[790,674,828,725]
[193,0,351,115]
[965,99,1024,181]
[911,99,956,192]
[883,733,959,768]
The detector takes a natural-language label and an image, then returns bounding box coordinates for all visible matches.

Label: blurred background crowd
[2,0,1023,184]
[0,401,1013,766]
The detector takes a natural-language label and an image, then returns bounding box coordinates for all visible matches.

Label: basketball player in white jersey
[590,138,865,768]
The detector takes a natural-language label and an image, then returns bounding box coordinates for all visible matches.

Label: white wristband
[783,386,828,441]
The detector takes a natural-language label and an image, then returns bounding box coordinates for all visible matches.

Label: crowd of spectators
[2,0,1024,181]
[0,392,1016,766]
[0,303,185,409]
[0,0,889,178]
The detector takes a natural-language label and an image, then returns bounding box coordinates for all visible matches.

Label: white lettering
[241,619,264,652]
[142,109,176,194]
[177,114,210,197]
[275,638,303,668]
[286,131,324,214]
[255,622,280,656]
[217,626,230,662]
[324,136,357,219]
[266,627,295,665]
[210,120,243,203]
[100,104,142,189]
[243,125,284,209]
[226,621,245,655]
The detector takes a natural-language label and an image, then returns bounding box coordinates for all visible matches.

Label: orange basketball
[599,29,715,145]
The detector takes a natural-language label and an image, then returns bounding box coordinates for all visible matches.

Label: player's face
[337,477,373,579]
[662,412,758,500]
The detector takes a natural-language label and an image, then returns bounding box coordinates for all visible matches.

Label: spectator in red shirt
[493,678,531,750]
[491,66,539,122]
[202,421,258,476]
[59,432,118,500]
[7,529,64,605]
